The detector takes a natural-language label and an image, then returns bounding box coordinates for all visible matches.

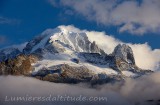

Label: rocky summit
[0,26,153,84]
[108,44,138,72]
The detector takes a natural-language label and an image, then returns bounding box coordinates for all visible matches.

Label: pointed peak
[116,44,130,48]
[23,25,104,55]
[113,44,135,64]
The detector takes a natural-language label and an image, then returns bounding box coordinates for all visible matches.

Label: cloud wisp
[48,0,160,35]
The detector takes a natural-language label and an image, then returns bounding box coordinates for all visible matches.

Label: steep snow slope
[24,26,104,55]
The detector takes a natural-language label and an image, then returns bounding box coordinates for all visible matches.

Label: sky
[0,0,160,49]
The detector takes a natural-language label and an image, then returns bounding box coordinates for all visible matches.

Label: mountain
[23,26,105,55]
[0,48,21,62]
[0,42,27,62]
[0,26,152,84]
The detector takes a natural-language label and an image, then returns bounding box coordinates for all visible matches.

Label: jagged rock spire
[112,44,135,65]
[107,44,139,72]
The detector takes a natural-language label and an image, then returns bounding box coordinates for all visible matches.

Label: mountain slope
[0,25,153,83]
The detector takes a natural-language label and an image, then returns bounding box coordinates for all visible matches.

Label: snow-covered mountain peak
[0,25,153,82]
[23,26,104,55]
[41,25,81,37]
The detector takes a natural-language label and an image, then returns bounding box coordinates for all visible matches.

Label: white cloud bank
[0,76,129,105]
[1,73,160,105]
[59,25,160,70]
[49,0,160,35]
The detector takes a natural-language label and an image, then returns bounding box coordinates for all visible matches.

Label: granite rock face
[33,64,124,84]
[0,54,38,76]
[107,44,152,74]
[112,44,135,65]
[33,64,93,83]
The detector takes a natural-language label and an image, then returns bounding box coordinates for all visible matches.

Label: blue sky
[0,0,160,49]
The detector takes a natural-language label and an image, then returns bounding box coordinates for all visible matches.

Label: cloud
[58,25,160,70]
[111,0,160,35]
[47,0,65,8]
[119,72,160,104]
[0,76,129,105]
[129,43,160,70]
[1,72,160,105]
[0,16,20,25]
[49,0,160,35]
